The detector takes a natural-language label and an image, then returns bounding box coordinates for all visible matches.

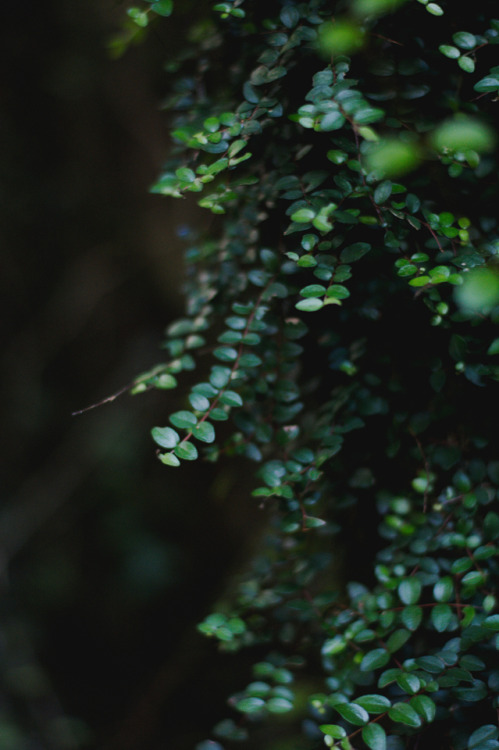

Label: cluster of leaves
[122,0,499,748]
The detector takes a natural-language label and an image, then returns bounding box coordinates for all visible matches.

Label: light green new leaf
[158,452,181,467]
[291,208,315,223]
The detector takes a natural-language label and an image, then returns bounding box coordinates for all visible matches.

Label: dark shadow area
[0,3,261,748]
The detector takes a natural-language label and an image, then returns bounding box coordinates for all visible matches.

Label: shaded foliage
[128,0,499,748]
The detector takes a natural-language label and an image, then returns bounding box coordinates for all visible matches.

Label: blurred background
[1,2,260,748]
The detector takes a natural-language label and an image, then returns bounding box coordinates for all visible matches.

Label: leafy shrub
[122,1,499,748]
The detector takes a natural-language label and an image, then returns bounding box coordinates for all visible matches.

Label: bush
[122,1,499,748]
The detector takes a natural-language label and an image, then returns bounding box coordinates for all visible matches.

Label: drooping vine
[121,1,499,748]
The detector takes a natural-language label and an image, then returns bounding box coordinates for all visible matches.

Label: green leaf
[296,298,324,312]
[170,410,197,429]
[127,7,148,27]
[327,149,348,164]
[461,570,486,588]
[388,702,422,728]
[214,346,238,362]
[281,6,300,28]
[192,421,216,443]
[291,208,316,223]
[158,452,181,467]
[267,697,293,713]
[354,695,391,713]
[193,382,218,398]
[175,166,196,182]
[431,603,453,632]
[426,2,443,14]
[239,353,262,368]
[340,243,371,263]
[228,139,247,158]
[301,233,318,251]
[362,723,386,750]
[386,629,411,653]
[210,366,232,389]
[406,193,420,213]
[401,605,423,631]
[243,81,260,103]
[353,107,384,124]
[433,577,453,602]
[218,330,242,344]
[439,45,460,59]
[151,426,180,449]
[189,393,210,412]
[320,111,346,131]
[396,673,420,694]
[374,181,392,205]
[458,56,475,74]
[397,264,418,277]
[336,702,369,725]
[378,668,401,688]
[398,578,422,605]
[410,695,436,723]
[219,390,243,407]
[409,275,430,287]
[360,649,390,672]
[484,615,499,631]
[236,697,265,713]
[210,408,228,421]
[320,725,347,739]
[322,636,347,656]
[454,680,488,702]
[151,0,173,15]
[313,214,334,233]
[461,655,486,672]
[468,725,499,749]
[326,285,350,300]
[453,31,476,50]
[297,254,317,267]
[227,617,245,635]
[174,441,198,461]
[301,284,326,298]
[417,655,445,674]
[153,373,177,389]
[304,516,327,528]
[474,76,499,93]
[151,420,180,448]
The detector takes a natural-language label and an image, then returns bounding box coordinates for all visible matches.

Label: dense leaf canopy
[122,1,499,748]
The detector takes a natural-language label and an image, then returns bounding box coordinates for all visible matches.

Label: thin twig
[71,382,135,415]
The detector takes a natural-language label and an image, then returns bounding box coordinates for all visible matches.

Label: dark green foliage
[124,1,499,747]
